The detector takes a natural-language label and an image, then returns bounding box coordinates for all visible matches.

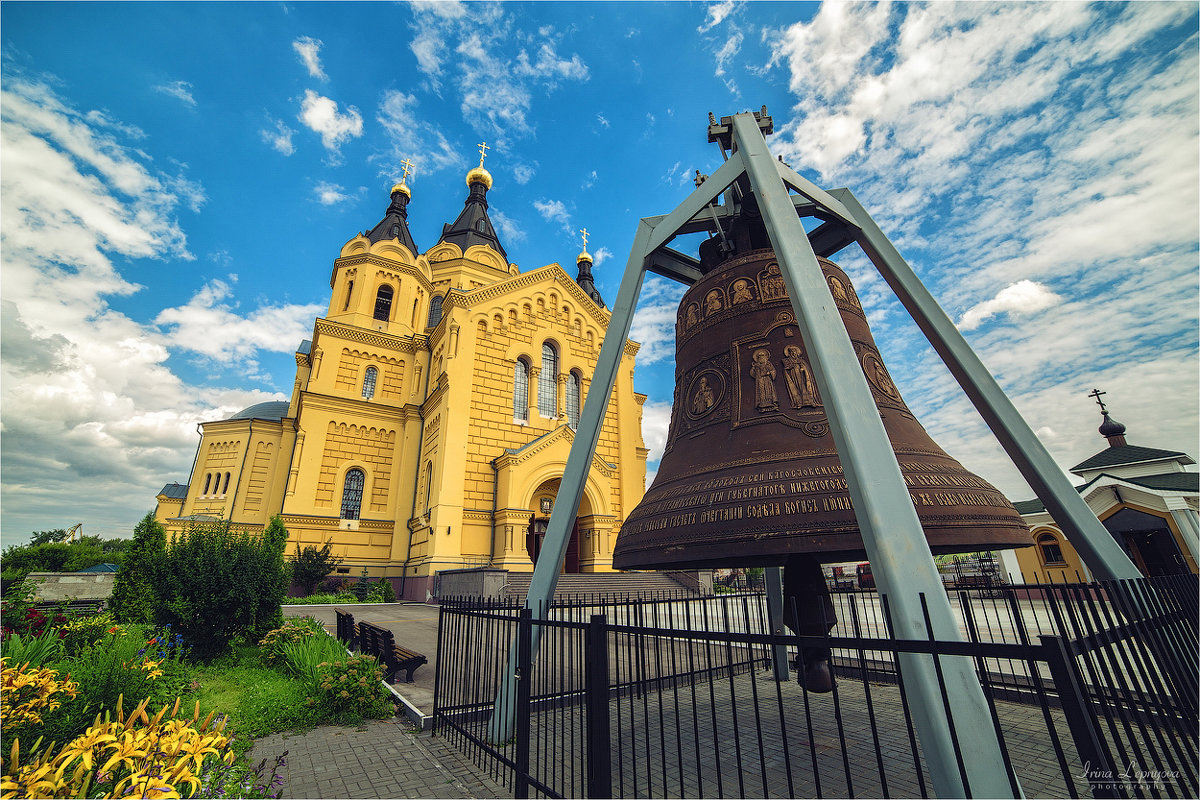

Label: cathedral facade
[154,159,649,600]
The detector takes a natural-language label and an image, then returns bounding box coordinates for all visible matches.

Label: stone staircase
[501,571,699,602]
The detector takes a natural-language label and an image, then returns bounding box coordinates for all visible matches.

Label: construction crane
[65,523,82,543]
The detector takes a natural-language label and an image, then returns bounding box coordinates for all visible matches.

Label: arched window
[362,366,378,400]
[342,279,354,311]
[373,285,394,322]
[202,473,212,495]
[513,358,529,422]
[538,342,558,417]
[1038,532,1065,565]
[341,468,365,520]
[427,295,444,328]
[222,472,231,495]
[566,371,581,429]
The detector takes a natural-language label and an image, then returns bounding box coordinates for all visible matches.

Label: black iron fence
[433,575,1197,798]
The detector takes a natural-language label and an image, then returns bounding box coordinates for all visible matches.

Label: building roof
[1070,444,1194,473]
[364,186,418,252]
[158,482,188,500]
[297,339,312,356]
[1016,471,1198,514]
[227,401,290,421]
[438,175,508,261]
[79,563,120,573]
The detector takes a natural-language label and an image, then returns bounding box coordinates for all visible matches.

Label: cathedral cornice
[313,318,427,354]
[331,252,433,291]
[455,264,612,325]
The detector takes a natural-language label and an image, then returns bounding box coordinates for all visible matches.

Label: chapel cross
[1087,388,1109,413]
[477,141,489,167]
[400,157,416,183]
[579,228,589,250]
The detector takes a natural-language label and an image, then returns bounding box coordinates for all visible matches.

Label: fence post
[764,566,790,681]
[586,614,612,798]
[1039,634,1122,799]
[515,608,532,799]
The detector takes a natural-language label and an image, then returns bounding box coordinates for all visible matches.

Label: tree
[290,539,343,596]
[155,516,290,659]
[29,529,68,546]
[108,512,166,624]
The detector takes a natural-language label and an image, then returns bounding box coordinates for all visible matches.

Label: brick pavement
[249,717,511,799]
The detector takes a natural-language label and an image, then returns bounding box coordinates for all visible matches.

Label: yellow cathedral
[154,154,650,600]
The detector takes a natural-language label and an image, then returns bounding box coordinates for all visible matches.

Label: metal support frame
[489,110,1140,794]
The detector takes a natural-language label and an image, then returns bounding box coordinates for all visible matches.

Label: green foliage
[280,632,347,686]
[257,617,327,667]
[55,613,125,657]
[109,512,166,624]
[281,592,360,605]
[1,630,65,667]
[305,654,394,721]
[29,528,68,545]
[290,539,343,596]
[154,516,289,660]
[367,577,396,603]
[192,645,324,739]
[0,537,125,586]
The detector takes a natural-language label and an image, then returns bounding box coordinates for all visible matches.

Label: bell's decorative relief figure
[782,345,820,408]
[750,348,779,412]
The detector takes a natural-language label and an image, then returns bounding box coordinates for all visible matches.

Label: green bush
[281,633,348,686]
[367,578,396,603]
[281,592,360,605]
[109,512,166,624]
[258,617,327,667]
[305,654,394,721]
[290,540,342,596]
[155,516,290,660]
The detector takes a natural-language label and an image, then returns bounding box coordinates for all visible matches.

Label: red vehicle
[856,562,875,589]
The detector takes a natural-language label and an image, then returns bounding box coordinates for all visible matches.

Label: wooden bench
[334,608,359,648]
[355,620,428,684]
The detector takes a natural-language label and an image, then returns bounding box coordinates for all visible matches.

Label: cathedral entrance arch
[526,478,589,573]
[1103,508,1190,577]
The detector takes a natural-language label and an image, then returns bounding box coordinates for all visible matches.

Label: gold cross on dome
[477,141,489,167]
[579,228,589,249]
[400,157,416,182]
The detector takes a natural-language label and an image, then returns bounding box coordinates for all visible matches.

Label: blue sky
[2,1,1197,548]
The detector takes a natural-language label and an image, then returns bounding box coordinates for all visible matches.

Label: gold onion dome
[390,180,411,198]
[577,247,592,264]
[465,164,493,190]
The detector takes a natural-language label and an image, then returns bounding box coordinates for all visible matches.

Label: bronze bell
[614,237,1032,570]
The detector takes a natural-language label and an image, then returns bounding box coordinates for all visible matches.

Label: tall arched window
[341,468,365,520]
[202,473,212,495]
[427,295,444,328]
[538,342,558,417]
[373,285,393,322]
[423,462,434,512]
[513,358,530,422]
[222,472,231,495]
[566,371,581,429]
[362,366,378,399]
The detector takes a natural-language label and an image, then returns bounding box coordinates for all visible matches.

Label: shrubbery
[257,617,326,667]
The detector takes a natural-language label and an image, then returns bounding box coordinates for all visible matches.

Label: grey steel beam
[829,188,1141,582]
[488,218,654,743]
[764,567,790,681]
[647,248,703,285]
[732,112,1020,798]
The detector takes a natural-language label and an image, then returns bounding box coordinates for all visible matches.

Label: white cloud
[593,246,613,267]
[154,277,324,368]
[957,280,1062,331]
[293,36,327,81]
[261,118,295,156]
[406,3,589,141]
[512,163,536,184]
[153,80,196,107]
[629,275,686,365]
[698,0,738,33]
[596,113,610,128]
[581,170,598,190]
[376,90,463,177]
[298,90,363,156]
[714,32,743,77]
[314,181,349,205]
[533,198,573,235]
[640,400,674,464]
[0,75,279,544]
[490,209,526,246]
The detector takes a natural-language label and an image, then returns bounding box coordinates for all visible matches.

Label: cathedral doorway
[527,479,583,573]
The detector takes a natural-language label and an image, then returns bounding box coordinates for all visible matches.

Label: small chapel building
[154,156,649,600]
[1006,398,1199,583]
